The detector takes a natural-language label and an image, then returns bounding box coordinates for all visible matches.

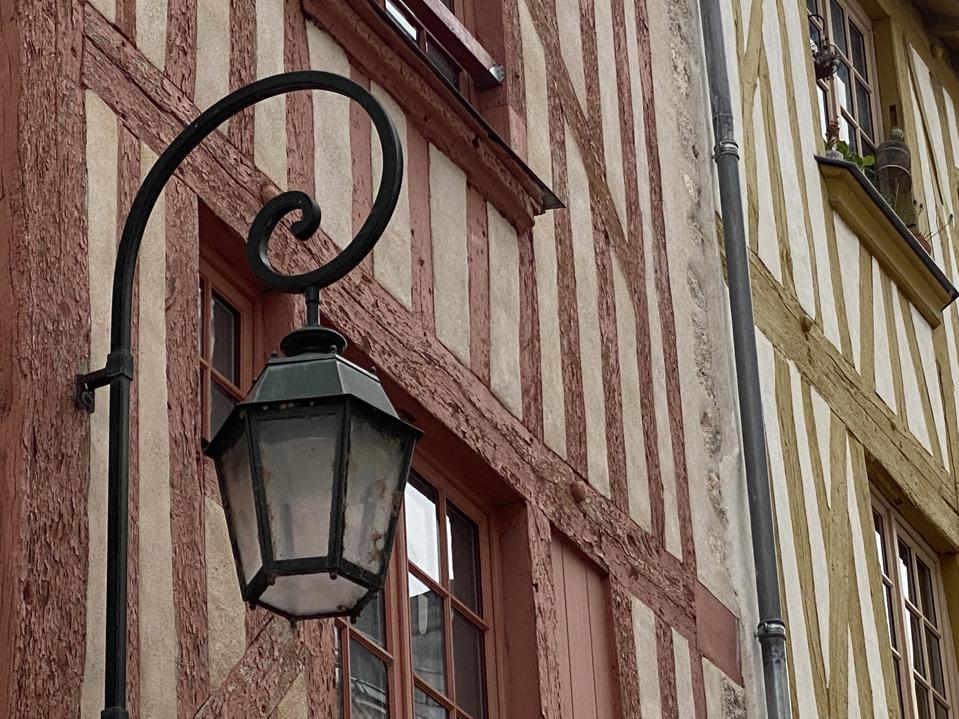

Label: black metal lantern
[205,330,420,620]
[76,72,416,717]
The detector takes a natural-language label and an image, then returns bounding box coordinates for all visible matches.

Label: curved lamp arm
[76,71,403,719]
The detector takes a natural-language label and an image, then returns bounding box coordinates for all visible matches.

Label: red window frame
[336,454,502,719]
[198,248,259,444]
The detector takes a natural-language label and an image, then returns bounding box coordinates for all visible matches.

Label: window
[335,593,394,718]
[808,0,880,155]
[198,254,255,442]
[337,470,497,718]
[375,0,503,96]
[873,495,957,718]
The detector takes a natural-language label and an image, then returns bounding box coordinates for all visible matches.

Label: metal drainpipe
[696,0,792,716]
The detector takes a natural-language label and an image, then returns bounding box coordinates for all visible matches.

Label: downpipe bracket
[756,619,787,641]
[713,138,741,161]
[75,349,135,413]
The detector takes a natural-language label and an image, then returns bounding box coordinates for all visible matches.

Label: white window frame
[808,0,882,155]
[873,492,959,718]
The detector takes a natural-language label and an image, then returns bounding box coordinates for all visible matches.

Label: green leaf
[861,155,876,168]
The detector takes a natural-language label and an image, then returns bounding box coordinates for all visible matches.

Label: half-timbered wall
[2,0,764,717]
[720,0,959,713]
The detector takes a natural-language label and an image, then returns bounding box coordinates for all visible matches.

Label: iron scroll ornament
[76,71,403,719]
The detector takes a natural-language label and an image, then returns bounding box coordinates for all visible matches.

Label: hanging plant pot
[809,14,840,81]
[813,43,840,80]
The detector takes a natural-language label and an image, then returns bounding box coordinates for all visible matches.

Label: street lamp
[75,72,419,719]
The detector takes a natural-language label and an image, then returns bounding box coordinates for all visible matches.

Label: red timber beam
[194,618,306,718]
[0,0,91,716]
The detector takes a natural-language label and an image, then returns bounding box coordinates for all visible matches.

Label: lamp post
[76,71,420,719]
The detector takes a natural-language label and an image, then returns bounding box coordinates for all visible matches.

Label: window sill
[303,0,562,232]
[817,155,958,327]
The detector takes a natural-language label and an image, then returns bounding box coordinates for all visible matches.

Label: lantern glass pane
[257,410,340,560]
[220,428,261,582]
[260,573,368,616]
[342,408,411,574]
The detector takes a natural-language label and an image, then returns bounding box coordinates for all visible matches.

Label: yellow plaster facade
[722,0,959,712]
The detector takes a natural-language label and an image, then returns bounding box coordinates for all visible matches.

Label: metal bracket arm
[75,349,135,413]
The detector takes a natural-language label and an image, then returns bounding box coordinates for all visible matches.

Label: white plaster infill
[817,155,958,327]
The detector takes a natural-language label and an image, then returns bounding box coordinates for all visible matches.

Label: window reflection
[409,573,446,693]
[405,479,441,581]
[447,504,481,613]
[350,639,389,719]
[413,688,447,719]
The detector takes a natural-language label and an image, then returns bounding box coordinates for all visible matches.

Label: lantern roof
[248,351,399,414]
[207,350,404,461]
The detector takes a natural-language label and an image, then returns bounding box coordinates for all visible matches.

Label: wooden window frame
[198,252,258,445]
[808,0,882,155]
[336,451,504,719]
[873,492,959,718]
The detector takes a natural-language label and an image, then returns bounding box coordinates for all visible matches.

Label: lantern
[205,330,421,620]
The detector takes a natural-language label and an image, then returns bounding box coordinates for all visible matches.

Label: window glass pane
[386,0,418,40]
[856,80,873,140]
[413,688,447,719]
[355,591,387,648]
[211,294,239,383]
[406,478,441,581]
[894,659,905,719]
[809,21,822,51]
[211,381,235,437]
[874,512,887,575]
[926,628,945,695]
[841,117,858,155]
[409,573,447,693]
[917,559,937,623]
[350,639,389,719]
[899,540,914,603]
[447,503,482,614]
[850,22,867,78]
[425,37,460,87]
[910,612,926,676]
[807,0,819,17]
[935,701,949,719]
[830,0,846,55]
[818,85,829,138]
[453,610,487,718]
[836,63,852,113]
[199,280,206,358]
[884,584,897,648]
[917,684,931,719]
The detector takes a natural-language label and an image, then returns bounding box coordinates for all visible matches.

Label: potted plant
[825,119,876,180]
